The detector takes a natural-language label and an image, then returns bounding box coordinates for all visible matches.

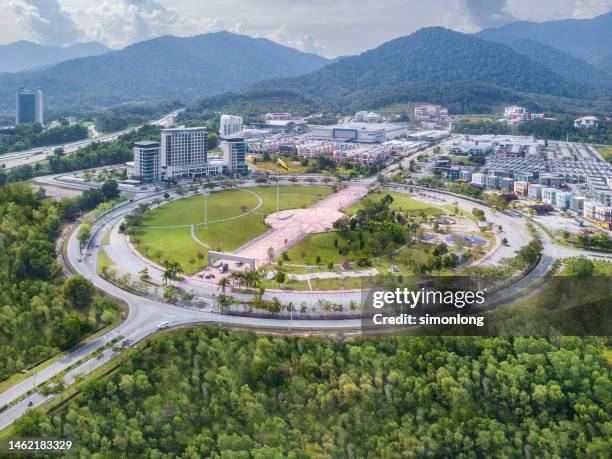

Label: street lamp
[202,190,209,228]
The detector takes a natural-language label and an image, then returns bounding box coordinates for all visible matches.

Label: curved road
[1,179,610,430]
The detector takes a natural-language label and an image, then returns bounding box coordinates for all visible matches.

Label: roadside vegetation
[0,122,88,155]
[0,124,160,186]
[0,183,122,382]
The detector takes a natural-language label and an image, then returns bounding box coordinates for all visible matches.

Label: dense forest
[15,329,610,457]
[0,183,121,381]
[0,123,88,155]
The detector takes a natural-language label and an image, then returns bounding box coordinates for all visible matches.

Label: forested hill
[189,27,608,116]
[499,39,612,91]
[476,11,612,73]
[267,27,581,98]
[0,32,330,114]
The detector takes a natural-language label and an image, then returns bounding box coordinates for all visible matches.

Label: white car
[156,321,170,330]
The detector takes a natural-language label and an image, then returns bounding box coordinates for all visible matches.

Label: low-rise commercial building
[471,173,486,187]
[513,180,529,196]
[528,184,544,200]
[310,123,407,143]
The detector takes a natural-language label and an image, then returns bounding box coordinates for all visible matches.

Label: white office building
[574,116,599,129]
[220,136,247,172]
[220,114,243,137]
[161,127,214,179]
[133,141,161,182]
[528,184,545,200]
[570,196,586,213]
[354,111,382,123]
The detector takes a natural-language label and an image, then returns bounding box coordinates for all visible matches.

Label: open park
[115,184,501,293]
[129,185,334,273]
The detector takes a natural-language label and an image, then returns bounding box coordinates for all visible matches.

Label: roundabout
[99,183,527,305]
[5,177,610,429]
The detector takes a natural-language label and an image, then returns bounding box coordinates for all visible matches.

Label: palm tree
[218,277,229,293]
[162,263,173,286]
[243,269,263,288]
[162,260,182,285]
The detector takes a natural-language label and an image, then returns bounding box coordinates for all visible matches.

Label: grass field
[593,144,612,164]
[133,227,204,271]
[346,190,445,218]
[141,188,260,227]
[134,185,332,272]
[195,212,267,252]
[286,231,348,265]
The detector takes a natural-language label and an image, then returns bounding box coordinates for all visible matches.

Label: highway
[1,149,611,431]
[0,109,182,170]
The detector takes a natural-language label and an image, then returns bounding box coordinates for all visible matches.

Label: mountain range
[476,11,612,74]
[190,23,612,116]
[0,32,330,114]
[0,41,110,73]
[1,11,611,117]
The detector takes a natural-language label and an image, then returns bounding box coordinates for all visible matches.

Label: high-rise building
[133,141,161,182]
[220,114,243,137]
[16,88,43,124]
[161,127,215,179]
[220,136,247,172]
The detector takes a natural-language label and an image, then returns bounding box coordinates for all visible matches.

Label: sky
[1,0,611,57]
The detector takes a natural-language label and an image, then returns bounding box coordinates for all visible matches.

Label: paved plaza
[234,185,368,266]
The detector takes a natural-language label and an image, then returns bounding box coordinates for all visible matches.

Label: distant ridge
[190,27,607,115]
[0,41,110,73]
[0,32,330,114]
[476,11,612,73]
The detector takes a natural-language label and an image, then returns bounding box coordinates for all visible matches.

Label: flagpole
[277,170,280,216]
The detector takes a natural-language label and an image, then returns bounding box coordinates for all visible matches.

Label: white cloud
[267,24,327,56]
[2,0,610,55]
[9,0,82,45]
[65,0,226,47]
[461,0,516,29]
